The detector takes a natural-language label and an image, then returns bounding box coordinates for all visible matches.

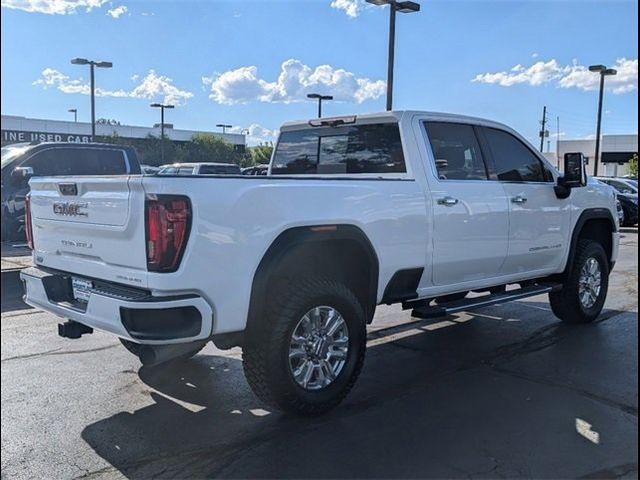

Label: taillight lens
[145,195,191,272]
[25,193,34,250]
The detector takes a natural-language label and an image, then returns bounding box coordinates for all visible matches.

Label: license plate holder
[71,277,93,303]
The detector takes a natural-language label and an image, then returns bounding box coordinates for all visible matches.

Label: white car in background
[158,162,241,175]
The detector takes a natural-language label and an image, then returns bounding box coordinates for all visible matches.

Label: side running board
[410,283,563,320]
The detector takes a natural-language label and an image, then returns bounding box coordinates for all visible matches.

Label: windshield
[1,144,31,170]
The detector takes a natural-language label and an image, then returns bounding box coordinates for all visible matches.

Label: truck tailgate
[28,176,149,288]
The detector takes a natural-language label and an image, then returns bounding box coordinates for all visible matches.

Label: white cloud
[106,4,126,18]
[473,58,638,95]
[130,70,193,105]
[1,0,108,14]
[473,59,565,87]
[559,58,637,94]
[204,59,385,105]
[33,68,193,105]
[330,0,364,18]
[532,52,539,59]
[230,123,279,146]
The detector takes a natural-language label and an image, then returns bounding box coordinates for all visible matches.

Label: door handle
[511,196,528,204]
[437,196,459,206]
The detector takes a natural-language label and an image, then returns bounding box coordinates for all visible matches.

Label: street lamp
[307,93,334,118]
[216,124,232,134]
[68,108,77,123]
[150,103,175,164]
[588,64,617,176]
[366,0,420,111]
[70,57,113,140]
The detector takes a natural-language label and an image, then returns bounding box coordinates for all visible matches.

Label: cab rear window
[271,123,406,175]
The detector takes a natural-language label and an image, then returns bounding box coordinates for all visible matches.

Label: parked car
[1,142,140,241]
[616,198,625,225]
[140,164,160,175]
[21,111,619,414]
[242,164,269,176]
[595,177,638,226]
[158,162,241,175]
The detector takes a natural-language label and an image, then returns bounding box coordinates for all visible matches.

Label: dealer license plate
[71,277,93,303]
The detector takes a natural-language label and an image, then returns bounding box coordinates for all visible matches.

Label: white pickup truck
[21,111,620,414]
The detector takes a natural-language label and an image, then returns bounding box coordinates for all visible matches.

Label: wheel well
[577,218,614,266]
[247,225,379,332]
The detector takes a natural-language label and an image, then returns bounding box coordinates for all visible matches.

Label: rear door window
[424,122,489,181]
[271,123,405,175]
[481,127,553,183]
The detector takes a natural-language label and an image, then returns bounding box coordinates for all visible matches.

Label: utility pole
[70,58,113,141]
[588,65,617,177]
[556,116,560,169]
[307,93,333,118]
[150,103,175,165]
[366,0,420,111]
[539,105,548,152]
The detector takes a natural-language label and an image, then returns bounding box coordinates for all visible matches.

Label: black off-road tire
[242,278,367,415]
[549,239,609,324]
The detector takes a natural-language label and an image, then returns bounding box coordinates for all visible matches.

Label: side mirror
[12,166,34,180]
[562,152,587,188]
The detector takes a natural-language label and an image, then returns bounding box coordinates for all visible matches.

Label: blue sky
[1,0,638,146]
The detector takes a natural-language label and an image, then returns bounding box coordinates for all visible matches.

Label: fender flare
[564,208,617,274]
[247,224,380,329]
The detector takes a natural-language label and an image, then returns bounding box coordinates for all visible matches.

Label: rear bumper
[20,266,214,345]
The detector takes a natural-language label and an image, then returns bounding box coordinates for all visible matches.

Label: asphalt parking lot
[1,230,638,479]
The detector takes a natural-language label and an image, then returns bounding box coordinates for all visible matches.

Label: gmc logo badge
[52,202,88,217]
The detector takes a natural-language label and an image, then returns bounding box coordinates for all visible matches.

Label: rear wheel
[243,278,366,415]
[549,239,609,324]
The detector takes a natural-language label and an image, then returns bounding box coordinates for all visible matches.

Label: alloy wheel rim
[578,257,602,309]
[288,306,349,391]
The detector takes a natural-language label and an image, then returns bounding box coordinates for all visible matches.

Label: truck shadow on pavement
[80,302,638,479]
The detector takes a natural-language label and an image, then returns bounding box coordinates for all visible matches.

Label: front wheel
[549,239,609,324]
[243,278,366,415]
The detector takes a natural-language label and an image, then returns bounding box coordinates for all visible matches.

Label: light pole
[150,103,175,164]
[588,64,617,177]
[216,124,232,134]
[307,93,333,118]
[70,58,113,140]
[68,108,78,123]
[366,0,420,111]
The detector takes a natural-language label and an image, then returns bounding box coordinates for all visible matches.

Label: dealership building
[1,115,246,150]
[555,134,638,177]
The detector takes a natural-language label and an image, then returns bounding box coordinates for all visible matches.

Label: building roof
[1,115,245,146]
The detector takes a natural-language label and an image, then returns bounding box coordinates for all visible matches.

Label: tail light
[25,193,34,250]
[145,195,191,272]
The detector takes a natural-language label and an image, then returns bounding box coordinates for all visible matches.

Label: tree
[628,154,638,178]
[249,142,274,166]
[180,133,243,165]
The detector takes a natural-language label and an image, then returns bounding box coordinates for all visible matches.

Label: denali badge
[52,202,88,217]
